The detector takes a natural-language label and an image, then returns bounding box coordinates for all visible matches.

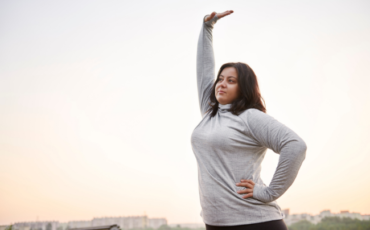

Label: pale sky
[1,0,370,225]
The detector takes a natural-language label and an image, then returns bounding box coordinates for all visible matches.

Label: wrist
[252,183,268,203]
[204,14,218,27]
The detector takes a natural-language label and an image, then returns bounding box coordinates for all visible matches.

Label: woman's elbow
[287,137,307,161]
[297,139,307,160]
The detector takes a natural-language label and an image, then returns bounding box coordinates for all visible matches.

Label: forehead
[220,67,237,78]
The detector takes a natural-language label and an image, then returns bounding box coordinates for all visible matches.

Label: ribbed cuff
[204,14,219,27]
[253,183,268,203]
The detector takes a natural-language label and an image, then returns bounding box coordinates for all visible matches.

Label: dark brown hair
[207,62,266,117]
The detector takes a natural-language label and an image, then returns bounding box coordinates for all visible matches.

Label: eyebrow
[219,75,237,79]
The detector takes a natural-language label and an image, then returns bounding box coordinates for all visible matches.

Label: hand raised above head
[204,10,234,22]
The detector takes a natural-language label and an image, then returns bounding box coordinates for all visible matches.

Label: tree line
[289,217,370,230]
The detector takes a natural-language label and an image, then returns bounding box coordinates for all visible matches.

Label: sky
[1,0,370,225]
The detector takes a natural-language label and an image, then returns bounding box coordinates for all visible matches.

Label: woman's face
[215,67,240,105]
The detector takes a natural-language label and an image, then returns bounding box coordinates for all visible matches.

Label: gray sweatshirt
[190,14,307,226]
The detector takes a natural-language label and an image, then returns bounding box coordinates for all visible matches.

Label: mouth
[218,91,226,94]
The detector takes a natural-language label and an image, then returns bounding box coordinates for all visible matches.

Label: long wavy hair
[207,62,267,117]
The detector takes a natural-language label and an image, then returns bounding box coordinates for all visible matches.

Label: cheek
[231,85,240,97]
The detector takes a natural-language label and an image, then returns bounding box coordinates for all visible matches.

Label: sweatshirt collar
[218,103,232,112]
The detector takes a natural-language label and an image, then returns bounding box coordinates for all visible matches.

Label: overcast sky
[1,0,370,225]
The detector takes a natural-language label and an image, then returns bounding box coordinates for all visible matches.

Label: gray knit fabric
[190,14,307,226]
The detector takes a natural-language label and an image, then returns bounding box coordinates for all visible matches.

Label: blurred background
[1,0,370,226]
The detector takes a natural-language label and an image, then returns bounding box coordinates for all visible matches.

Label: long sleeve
[245,109,307,203]
[196,14,219,117]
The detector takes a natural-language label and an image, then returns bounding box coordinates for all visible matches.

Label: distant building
[284,209,370,226]
[168,223,204,229]
[92,216,147,229]
[12,215,167,230]
[319,210,332,218]
[67,221,91,229]
[13,221,58,230]
[282,209,290,218]
[69,225,120,230]
[338,210,362,220]
[57,223,68,230]
[62,216,166,230]
[147,218,167,229]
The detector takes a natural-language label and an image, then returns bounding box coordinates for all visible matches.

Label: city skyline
[2,209,370,226]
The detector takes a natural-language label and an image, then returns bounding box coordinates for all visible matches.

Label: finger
[237,189,253,194]
[237,182,253,188]
[220,10,233,16]
[205,11,216,22]
[217,10,234,19]
[241,179,255,185]
[224,10,234,15]
[245,181,255,186]
[242,193,253,199]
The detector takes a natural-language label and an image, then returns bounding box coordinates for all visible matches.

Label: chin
[217,99,227,105]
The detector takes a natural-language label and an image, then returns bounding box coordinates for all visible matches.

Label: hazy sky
[1,0,370,225]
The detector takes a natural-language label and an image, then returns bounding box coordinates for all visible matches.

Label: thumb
[205,11,217,22]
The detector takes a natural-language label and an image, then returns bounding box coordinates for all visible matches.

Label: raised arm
[244,109,307,203]
[196,14,219,117]
[196,11,233,117]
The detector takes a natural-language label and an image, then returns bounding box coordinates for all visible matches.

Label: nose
[220,79,226,87]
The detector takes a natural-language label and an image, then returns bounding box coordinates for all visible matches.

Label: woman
[190,10,307,230]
